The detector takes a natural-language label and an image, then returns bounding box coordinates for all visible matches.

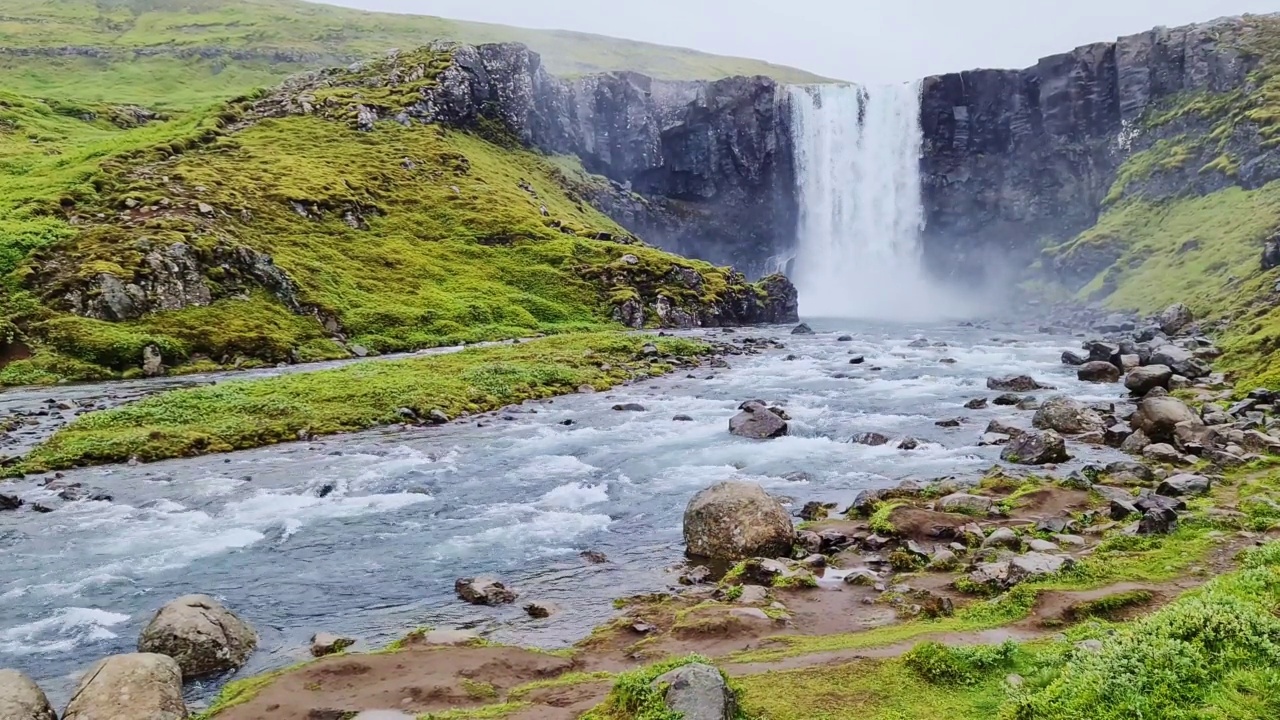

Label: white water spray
[789,82,954,320]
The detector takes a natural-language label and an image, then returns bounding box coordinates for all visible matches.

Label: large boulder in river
[1149,344,1210,380]
[1033,396,1105,434]
[137,595,257,679]
[455,576,518,605]
[0,669,55,720]
[729,402,788,439]
[1131,396,1201,445]
[651,663,737,720]
[1001,430,1069,465]
[1125,365,1173,395]
[1077,361,1121,383]
[987,375,1049,392]
[62,654,186,720]
[684,481,795,562]
[1158,303,1194,336]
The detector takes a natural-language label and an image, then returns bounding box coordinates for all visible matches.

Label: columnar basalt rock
[919,16,1272,282]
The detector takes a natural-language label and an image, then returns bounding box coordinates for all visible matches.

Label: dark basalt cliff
[288,42,799,278]
[919,15,1276,282]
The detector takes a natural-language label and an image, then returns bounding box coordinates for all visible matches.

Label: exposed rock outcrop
[0,669,56,720]
[921,15,1274,280]
[137,595,257,679]
[683,481,795,561]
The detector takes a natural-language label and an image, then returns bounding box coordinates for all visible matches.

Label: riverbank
[11,332,712,475]
[190,459,1280,719]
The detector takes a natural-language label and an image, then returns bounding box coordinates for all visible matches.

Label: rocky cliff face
[919,15,1276,283]
[264,43,799,278]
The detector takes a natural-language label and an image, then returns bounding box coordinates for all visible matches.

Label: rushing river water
[0,319,1127,707]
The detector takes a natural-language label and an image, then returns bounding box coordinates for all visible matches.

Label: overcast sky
[325,0,1276,81]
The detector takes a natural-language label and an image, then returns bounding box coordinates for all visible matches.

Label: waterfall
[788,82,941,319]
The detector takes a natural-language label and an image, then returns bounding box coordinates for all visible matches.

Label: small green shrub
[904,640,1018,685]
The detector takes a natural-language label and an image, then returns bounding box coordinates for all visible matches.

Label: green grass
[0,0,827,111]
[15,332,709,472]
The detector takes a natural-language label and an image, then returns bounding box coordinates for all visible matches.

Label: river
[0,319,1126,708]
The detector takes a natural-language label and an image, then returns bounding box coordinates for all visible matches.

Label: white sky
[322,0,1278,81]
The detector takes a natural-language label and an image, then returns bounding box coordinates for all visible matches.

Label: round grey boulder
[137,594,257,679]
[683,481,795,562]
[1033,396,1104,435]
[1125,365,1173,395]
[62,653,186,720]
[1158,303,1194,336]
[651,663,738,720]
[1131,396,1200,444]
[0,669,55,720]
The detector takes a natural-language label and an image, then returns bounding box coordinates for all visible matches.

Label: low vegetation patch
[16,333,708,472]
[583,654,743,720]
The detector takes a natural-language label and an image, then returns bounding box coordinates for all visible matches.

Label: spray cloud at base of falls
[788,83,975,321]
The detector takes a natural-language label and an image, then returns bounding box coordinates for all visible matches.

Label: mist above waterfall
[788,83,980,321]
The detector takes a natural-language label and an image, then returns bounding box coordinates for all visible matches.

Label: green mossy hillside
[0,0,828,110]
[17,333,709,472]
[1,69,778,383]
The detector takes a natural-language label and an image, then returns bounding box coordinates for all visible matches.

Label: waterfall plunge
[789,82,952,320]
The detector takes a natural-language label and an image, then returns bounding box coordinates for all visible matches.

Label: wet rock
[979,433,1011,446]
[1149,344,1210,380]
[935,418,964,428]
[992,393,1024,406]
[427,409,450,424]
[985,419,1025,438]
[938,493,993,515]
[1120,429,1152,454]
[791,323,815,335]
[612,403,646,412]
[652,663,738,720]
[455,577,518,605]
[1085,341,1120,364]
[580,550,609,564]
[983,527,1023,551]
[673,415,695,422]
[1110,497,1140,520]
[310,633,355,657]
[897,437,921,451]
[987,375,1049,392]
[1001,430,1069,465]
[1008,552,1074,584]
[523,601,559,619]
[797,501,828,522]
[837,335,854,342]
[843,568,880,586]
[0,668,55,720]
[141,344,164,377]
[62,654,186,720]
[0,494,23,511]
[1158,303,1194,336]
[850,432,891,446]
[1131,396,1200,444]
[1061,350,1086,366]
[1158,474,1211,497]
[683,481,795,562]
[928,548,959,570]
[965,398,989,410]
[137,594,257,679]
[1143,443,1189,465]
[729,402,788,440]
[1017,397,1041,411]
[1105,423,1133,448]
[1077,361,1121,383]
[1033,396,1105,434]
[1139,507,1179,535]
[849,355,866,364]
[1105,461,1156,485]
[1125,365,1174,395]
[1035,517,1079,534]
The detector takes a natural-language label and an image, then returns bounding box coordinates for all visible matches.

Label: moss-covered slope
[0,46,796,385]
[0,0,828,110]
